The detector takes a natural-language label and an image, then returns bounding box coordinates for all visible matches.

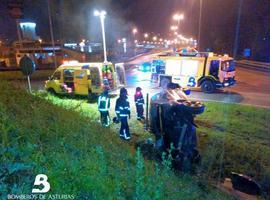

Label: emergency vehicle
[45,61,126,96]
[151,52,236,93]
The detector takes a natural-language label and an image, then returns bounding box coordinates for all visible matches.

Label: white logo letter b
[32,174,50,193]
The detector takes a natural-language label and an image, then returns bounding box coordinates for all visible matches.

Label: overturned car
[149,83,205,170]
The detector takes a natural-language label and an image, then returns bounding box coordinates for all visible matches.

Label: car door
[74,69,88,95]
[89,67,102,94]
[115,63,126,87]
[47,70,63,93]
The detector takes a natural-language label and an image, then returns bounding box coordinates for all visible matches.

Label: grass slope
[37,87,270,198]
[0,82,232,199]
[196,102,270,195]
[0,69,54,80]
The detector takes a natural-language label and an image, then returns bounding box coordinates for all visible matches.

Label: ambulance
[151,52,236,93]
[45,61,126,96]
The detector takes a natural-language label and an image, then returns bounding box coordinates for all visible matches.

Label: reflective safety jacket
[115,97,130,118]
[134,93,144,106]
[98,95,110,112]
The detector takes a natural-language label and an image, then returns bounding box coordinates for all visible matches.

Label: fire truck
[151,52,236,93]
[45,61,126,96]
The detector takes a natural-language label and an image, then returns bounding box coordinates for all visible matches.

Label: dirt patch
[195,120,213,128]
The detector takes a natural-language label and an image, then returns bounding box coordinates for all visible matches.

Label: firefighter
[102,64,113,90]
[134,87,145,120]
[115,87,131,140]
[97,89,110,127]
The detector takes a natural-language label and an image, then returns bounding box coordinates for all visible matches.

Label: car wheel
[47,88,56,95]
[201,80,215,93]
[177,100,205,115]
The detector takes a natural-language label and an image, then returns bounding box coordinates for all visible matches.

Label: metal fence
[237,60,270,72]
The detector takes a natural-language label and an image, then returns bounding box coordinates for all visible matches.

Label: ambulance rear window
[63,69,74,82]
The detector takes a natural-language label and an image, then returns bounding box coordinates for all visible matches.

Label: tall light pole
[233,0,243,58]
[94,10,107,63]
[122,38,127,53]
[198,0,202,51]
[47,0,57,68]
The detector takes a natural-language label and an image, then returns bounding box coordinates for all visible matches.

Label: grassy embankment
[0,81,233,199]
[38,85,270,198]
[41,88,270,196]
[196,103,270,195]
[0,69,54,80]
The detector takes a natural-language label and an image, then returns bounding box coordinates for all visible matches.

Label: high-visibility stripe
[120,114,128,117]
[99,109,109,111]
[98,97,101,105]
[98,96,109,110]
[116,111,120,114]
[105,98,109,110]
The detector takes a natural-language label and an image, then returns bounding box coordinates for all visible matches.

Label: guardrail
[237,60,270,72]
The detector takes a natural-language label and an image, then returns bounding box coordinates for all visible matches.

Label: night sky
[1,0,270,58]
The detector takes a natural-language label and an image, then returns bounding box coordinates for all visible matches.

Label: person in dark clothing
[97,89,110,127]
[134,87,145,120]
[115,87,131,140]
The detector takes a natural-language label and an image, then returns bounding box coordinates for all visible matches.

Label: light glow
[170,26,178,31]
[20,22,36,29]
[173,13,184,21]
[132,28,138,34]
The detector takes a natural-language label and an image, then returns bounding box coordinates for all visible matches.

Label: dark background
[0,0,270,61]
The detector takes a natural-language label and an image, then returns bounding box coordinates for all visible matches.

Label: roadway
[124,53,270,108]
[17,52,270,108]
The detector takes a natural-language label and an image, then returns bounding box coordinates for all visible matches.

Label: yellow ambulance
[45,61,126,96]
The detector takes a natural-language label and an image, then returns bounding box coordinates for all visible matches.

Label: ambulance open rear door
[74,69,88,95]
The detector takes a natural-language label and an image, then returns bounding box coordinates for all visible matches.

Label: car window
[63,69,74,82]
[53,71,61,80]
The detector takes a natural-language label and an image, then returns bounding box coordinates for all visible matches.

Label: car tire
[160,77,170,89]
[47,88,56,95]
[177,100,205,115]
[201,80,215,93]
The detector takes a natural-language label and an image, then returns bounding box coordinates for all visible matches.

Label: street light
[170,26,178,31]
[152,36,157,41]
[132,28,138,35]
[144,33,149,38]
[94,10,108,62]
[172,13,184,25]
[198,0,202,51]
[122,38,127,53]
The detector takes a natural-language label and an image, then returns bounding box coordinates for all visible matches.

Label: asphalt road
[17,52,270,108]
[125,53,270,108]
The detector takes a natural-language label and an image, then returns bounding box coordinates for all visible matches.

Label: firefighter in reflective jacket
[134,87,145,120]
[98,89,110,127]
[115,87,131,140]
